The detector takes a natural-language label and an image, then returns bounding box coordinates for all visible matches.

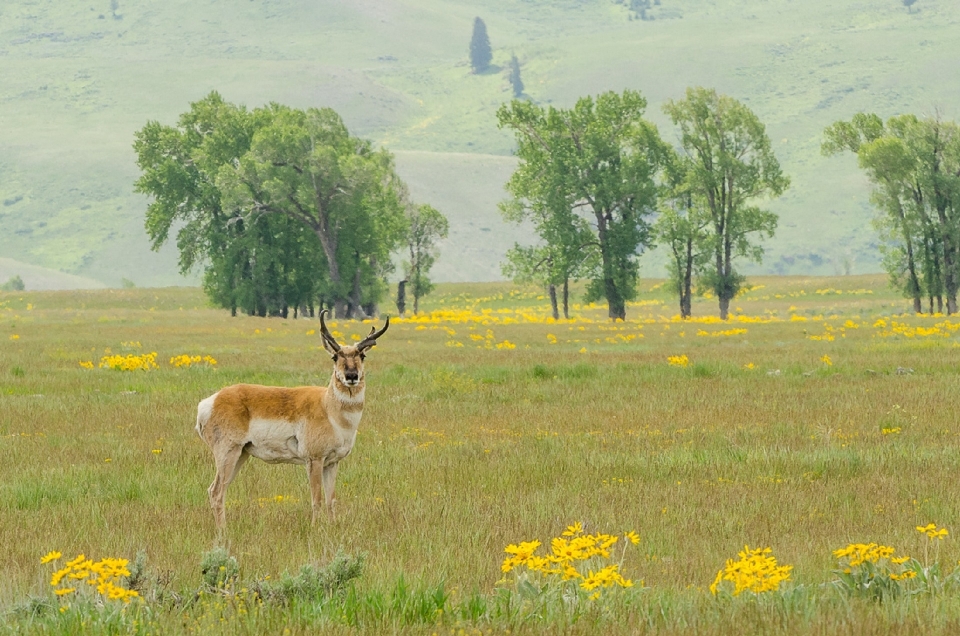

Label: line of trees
[134,92,447,319]
[498,87,789,320]
[823,113,960,315]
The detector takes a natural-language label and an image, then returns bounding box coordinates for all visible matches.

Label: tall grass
[4,276,960,633]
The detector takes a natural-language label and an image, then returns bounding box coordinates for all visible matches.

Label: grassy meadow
[4,276,960,633]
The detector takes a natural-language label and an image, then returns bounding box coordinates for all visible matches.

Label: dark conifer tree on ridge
[470,17,492,73]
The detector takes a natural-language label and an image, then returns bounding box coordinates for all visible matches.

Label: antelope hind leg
[209,444,248,533]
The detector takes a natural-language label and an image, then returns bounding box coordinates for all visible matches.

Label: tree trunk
[681,238,694,319]
[562,278,570,319]
[348,265,366,319]
[595,211,626,321]
[719,296,730,320]
[396,280,407,317]
[548,284,559,320]
[604,271,626,321]
[715,244,729,320]
[413,291,420,315]
[313,227,348,318]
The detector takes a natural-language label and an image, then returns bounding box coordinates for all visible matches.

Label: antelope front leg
[321,462,339,520]
[307,459,326,525]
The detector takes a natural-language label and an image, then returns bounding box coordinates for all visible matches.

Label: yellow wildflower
[917,523,949,540]
[667,354,690,367]
[40,551,62,564]
[562,522,583,537]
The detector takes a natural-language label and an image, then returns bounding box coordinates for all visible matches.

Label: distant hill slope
[0,257,105,290]
[0,0,957,286]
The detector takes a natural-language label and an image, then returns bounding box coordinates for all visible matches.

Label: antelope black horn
[356,316,390,352]
[318,310,341,352]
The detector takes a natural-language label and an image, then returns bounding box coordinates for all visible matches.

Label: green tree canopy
[402,203,449,315]
[498,90,664,320]
[824,113,960,314]
[134,92,414,318]
[663,87,789,319]
[653,148,711,318]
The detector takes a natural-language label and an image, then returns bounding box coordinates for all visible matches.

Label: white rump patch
[195,392,218,437]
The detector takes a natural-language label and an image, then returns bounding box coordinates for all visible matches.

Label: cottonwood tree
[500,170,596,319]
[135,92,413,318]
[499,90,664,320]
[663,87,789,319]
[654,151,711,318]
[470,17,492,73]
[134,92,300,317]
[502,235,594,320]
[402,203,448,315]
[216,104,408,318]
[824,113,960,314]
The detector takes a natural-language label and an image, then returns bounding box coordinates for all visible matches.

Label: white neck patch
[333,386,365,405]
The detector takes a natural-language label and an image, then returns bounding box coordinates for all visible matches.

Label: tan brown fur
[195,314,387,533]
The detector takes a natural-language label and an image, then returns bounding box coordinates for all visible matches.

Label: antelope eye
[359,353,366,361]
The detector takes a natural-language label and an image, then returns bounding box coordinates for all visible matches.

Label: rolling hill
[1,0,958,287]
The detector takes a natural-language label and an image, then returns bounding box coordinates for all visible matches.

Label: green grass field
[5,276,960,633]
[2,0,960,286]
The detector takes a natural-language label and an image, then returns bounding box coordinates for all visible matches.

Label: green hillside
[1,0,957,287]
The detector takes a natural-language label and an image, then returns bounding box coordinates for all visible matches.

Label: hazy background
[1,0,957,289]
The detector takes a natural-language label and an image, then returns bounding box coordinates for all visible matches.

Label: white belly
[245,419,306,464]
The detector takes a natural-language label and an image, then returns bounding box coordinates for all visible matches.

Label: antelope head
[319,310,390,388]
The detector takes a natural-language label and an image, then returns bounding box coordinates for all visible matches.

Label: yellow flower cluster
[917,523,949,540]
[44,552,139,603]
[501,523,638,598]
[170,354,218,368]
[710,546,792,596]
[696,328,748,337]
[667,355,690,367]
[833,543,915,582]
[668,314,777,325]
[98,352,158,371]
[875,320,960,338]
[833,543,896,566]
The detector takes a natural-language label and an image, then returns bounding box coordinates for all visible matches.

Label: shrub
[252,551,364,604]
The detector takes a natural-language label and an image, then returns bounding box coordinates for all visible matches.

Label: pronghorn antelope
[195,310,389,531]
